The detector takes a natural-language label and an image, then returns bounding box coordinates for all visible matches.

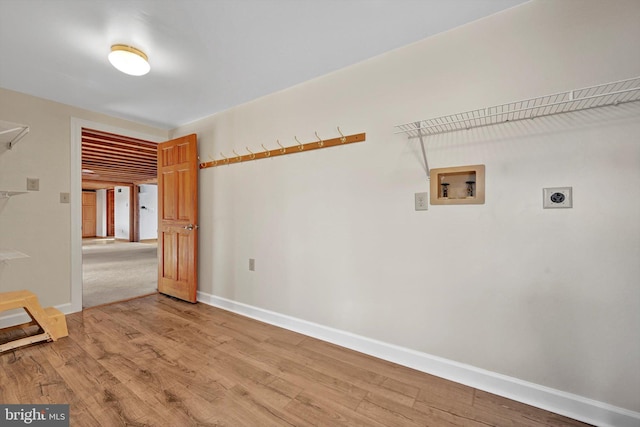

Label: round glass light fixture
[108,44,150,76]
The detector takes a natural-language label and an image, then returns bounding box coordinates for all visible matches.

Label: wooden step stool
[0,290,68,353]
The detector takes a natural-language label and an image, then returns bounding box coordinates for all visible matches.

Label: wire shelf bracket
[0,120,30,150]
[394,76,640,179]
[0,191,28,199]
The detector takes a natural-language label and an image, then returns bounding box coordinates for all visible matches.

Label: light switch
[27,177,39,191]
[415,192,428,211]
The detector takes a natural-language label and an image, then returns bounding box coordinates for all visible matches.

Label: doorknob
[184,224,199,231]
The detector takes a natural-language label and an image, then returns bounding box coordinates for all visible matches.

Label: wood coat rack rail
[199,129,366,169]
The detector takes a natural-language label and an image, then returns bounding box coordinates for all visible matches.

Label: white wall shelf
[0,192,30,260]
[0,121,31,264]
[0,119,30,151]
[395,76,640,138]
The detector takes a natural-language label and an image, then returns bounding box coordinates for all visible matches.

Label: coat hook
[220,152,229,164]
[261,143,271,157]
[337,126,347,143]
[208,154,218,166]
[294,136,304,151]
[277,140,286,154]
[315,131,324,147]
[246,147,256,160]
[232,149,241,162]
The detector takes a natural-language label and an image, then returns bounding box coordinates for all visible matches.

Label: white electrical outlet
[543,187,572,209]
[415,192,428,211]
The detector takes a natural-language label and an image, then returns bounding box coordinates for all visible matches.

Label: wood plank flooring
[0,294,592,426]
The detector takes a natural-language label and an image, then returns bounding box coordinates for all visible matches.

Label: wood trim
[199,132,366,169]
[107,189,115,236]
[130,184,139,242]
[82,127,158,186]
[83,180,132,190]
[136,177,158,185]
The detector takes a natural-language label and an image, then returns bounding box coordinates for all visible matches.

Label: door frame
[70,118,167,312]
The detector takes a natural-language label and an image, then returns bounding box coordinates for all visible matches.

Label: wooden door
[82,191,96,238]
[106,189,115,236]
[157,134,199,303]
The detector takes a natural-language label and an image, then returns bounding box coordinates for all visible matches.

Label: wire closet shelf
[394,76,640,138]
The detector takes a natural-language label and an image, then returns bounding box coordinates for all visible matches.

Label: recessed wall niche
[429,164,485,205]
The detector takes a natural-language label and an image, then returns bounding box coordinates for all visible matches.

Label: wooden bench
[0,290,68,352]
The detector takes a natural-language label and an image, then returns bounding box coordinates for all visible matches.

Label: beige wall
[0,0,638,420]
[0,88,167,309]
[172,0,640,414]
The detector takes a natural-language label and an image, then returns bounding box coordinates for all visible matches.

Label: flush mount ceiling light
[108,44,150,76]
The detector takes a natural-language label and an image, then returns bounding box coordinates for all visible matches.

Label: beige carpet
[82,238,157,308]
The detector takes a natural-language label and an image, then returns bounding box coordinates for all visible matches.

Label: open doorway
[80,128,159,308]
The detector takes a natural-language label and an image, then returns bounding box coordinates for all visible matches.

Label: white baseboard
[197,291,640,427]
[0,302,74,329]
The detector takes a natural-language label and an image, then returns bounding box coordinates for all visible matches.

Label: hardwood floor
[0,294,591,426]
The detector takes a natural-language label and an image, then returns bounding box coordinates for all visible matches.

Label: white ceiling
[0,0,527,130]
